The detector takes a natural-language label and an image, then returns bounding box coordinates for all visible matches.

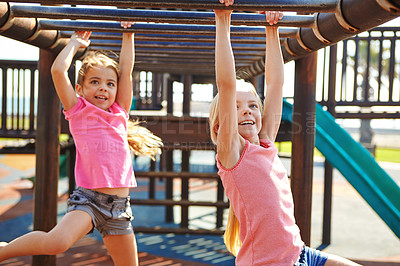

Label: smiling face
[236,89,262,142]
[76,66,118,111]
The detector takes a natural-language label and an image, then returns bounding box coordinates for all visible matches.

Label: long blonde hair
[224,206,241,256]
[127,120,163,160]
[209,80,263,256]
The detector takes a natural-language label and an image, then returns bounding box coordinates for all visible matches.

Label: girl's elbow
[50,65,61,77]
[216,79,236,92]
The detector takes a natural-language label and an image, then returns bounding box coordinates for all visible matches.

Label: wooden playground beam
[10,4,315,27]
[33,48,60,266]
[8,0,338,13]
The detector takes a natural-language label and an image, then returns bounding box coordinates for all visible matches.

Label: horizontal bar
[131,199,229,207]
[65,31,290,44]
[321,101,400,107]
[40,20,298,37]
[9,0,338,13]
[11,4,314,27]
[133,66,215,75]
[132,52,262,60]
[334,112,400,119]
[90,39,267,51]
[133,56,255,64]
[133,227,224,235]
[89,46,265,56]
[135,171,219,179]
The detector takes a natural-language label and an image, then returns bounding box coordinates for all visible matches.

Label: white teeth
[96,96,107,100]
[240,121,254,125]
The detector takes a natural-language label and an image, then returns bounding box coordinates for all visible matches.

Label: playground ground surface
[0,153,399,266]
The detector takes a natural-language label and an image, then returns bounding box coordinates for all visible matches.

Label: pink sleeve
[260,139,275,149]
[63,97,84,120]
[111,101,129,119]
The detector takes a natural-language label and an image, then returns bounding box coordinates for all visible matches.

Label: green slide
[282,100,400,238]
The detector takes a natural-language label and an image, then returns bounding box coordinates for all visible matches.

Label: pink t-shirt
[63,97,136,189]
[217,139,303,266]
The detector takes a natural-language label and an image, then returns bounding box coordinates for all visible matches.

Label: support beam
[282,0,400,61]
[290,52,318,246]
[9,0,338,13]
[0,2,82,54]
[32,49,60,266]
[11,4,314,27]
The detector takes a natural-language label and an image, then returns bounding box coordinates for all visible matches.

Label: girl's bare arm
[259,12,284,142]
[51,31,91,111]
[215,6,241,169]
[116,22,135,113]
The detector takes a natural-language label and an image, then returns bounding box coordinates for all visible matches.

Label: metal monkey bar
[11,5,315,27]
[7,0,339,12]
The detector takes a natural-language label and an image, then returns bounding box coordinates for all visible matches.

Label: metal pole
[11,4,314,27]
[9,0,338,12]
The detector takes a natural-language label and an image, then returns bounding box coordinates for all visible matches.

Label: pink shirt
[63,97,136,189]
[217,139,303,266]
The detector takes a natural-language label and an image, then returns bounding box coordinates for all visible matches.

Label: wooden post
[32,49,60,266]
[322,44,337,246]
[165,75,174,222]
[290,52,317,246]
[181,74,192,228]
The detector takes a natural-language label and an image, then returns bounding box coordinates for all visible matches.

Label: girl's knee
[41,235,71,255]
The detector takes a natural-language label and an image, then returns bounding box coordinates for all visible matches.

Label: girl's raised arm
[259,11,284,142]
[51,31,91,111]
[214,4,241,169]
[116,22,135,113]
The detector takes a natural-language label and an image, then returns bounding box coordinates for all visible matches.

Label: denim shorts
[66,187,134,237]
[294,246,328,266]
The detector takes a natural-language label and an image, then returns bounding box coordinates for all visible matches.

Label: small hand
[219,0,234,6]
[120,21,135,29]
[71,31,91,48]
[214,0,234,16]
[259,11,283,26]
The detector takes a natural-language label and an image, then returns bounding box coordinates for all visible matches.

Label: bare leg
[103,233,138,266]
[325,254,361,266]
[0,210,92,262]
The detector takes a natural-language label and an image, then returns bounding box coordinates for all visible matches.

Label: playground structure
[0,0,400,265]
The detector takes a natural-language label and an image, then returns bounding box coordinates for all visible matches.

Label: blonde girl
[211,1,361,265]
[0,22,162,265]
